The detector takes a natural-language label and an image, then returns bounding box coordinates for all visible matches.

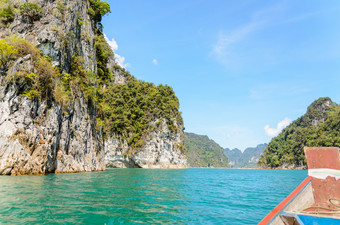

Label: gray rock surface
[0,0,104,175]
[105,120,187,168]
[0,79,105,175]
[0,0,187,175]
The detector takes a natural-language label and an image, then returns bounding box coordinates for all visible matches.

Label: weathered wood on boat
[259,147,340,225]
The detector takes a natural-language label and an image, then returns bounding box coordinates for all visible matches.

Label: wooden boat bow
[259,147,340,225]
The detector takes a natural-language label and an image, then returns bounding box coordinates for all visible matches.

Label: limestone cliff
[224,144,267,168]
[258,97,339,169]
[0,0,186,175]
[105,120,187,168]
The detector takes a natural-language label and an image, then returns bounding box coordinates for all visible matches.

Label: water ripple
[0,168,307,224]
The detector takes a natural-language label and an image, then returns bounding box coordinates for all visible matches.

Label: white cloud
[211,4,285,66]
[104,34,130,68]
[115,55,130,68]
[264,118,291,137]
[213,21,260,62]
[152,59,158,65]
[104,34,118,51]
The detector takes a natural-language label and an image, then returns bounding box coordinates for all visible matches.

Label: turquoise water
[0,169,307,224]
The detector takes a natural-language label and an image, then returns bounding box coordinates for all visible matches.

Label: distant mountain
[223,148,242,167]
[184,132,229,168]
[225,144,267,168]
[258,97,340,169]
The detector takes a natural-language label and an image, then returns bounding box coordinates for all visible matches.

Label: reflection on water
[0,169,307,224]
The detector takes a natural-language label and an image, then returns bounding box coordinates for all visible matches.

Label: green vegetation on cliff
[100,69,182,149]
[0,0,184,152]
[0,7,14,25]
[2,35,60,100]
[184,132,229,167]
[0,0,14,26]
[88,0,111,24]
[258,97,340,168]
[19,2,43,23]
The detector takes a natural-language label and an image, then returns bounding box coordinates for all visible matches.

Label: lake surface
[0,169,307,224]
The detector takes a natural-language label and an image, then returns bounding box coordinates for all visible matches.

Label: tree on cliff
[0,39,17,71]
[258,97,340,168]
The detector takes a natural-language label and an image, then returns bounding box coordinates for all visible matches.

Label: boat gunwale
[258,176,312,225]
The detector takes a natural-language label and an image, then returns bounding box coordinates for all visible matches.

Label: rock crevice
[0,0,187,175]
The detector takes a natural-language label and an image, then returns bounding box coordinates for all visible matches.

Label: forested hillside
[184,132,229,167]
[258,97,340,169]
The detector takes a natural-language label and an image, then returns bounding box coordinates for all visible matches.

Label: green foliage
[77,19,84,26]
[61,72,71,87]
[2,36,97,108]
[0,0,184,155]
[19,2,43,23]
[99,74,182,149]
[87,7,95,17]
[184,132,229,168]
[93,39,184,149]
[88,0,110,24]
[54,78,72,108]
[0,39,17,70]
[2,36,60,101]
[54,59,95,110]
[0,7,14,24]
[94,34,113,82]
[34,56,59,98]
[70,55,87,79]
[306,105,340,147]
[56,1,66,21]
[294,97,333,128]
[15,56,59,99]
[177,142,186,153]
[258,97,340,168]
[69,55,98,102]
[5,35,40,59]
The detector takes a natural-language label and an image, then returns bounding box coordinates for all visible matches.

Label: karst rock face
[105,120,187,169]
[0,0,186,175]
[0,0,104,175]
[0,82,105,175]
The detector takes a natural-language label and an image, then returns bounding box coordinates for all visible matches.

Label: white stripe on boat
[308,168,340,180]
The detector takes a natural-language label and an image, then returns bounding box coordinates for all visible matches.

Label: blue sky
[102,0,340,151]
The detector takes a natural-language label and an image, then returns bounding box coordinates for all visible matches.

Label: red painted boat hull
[258,147,340,225]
